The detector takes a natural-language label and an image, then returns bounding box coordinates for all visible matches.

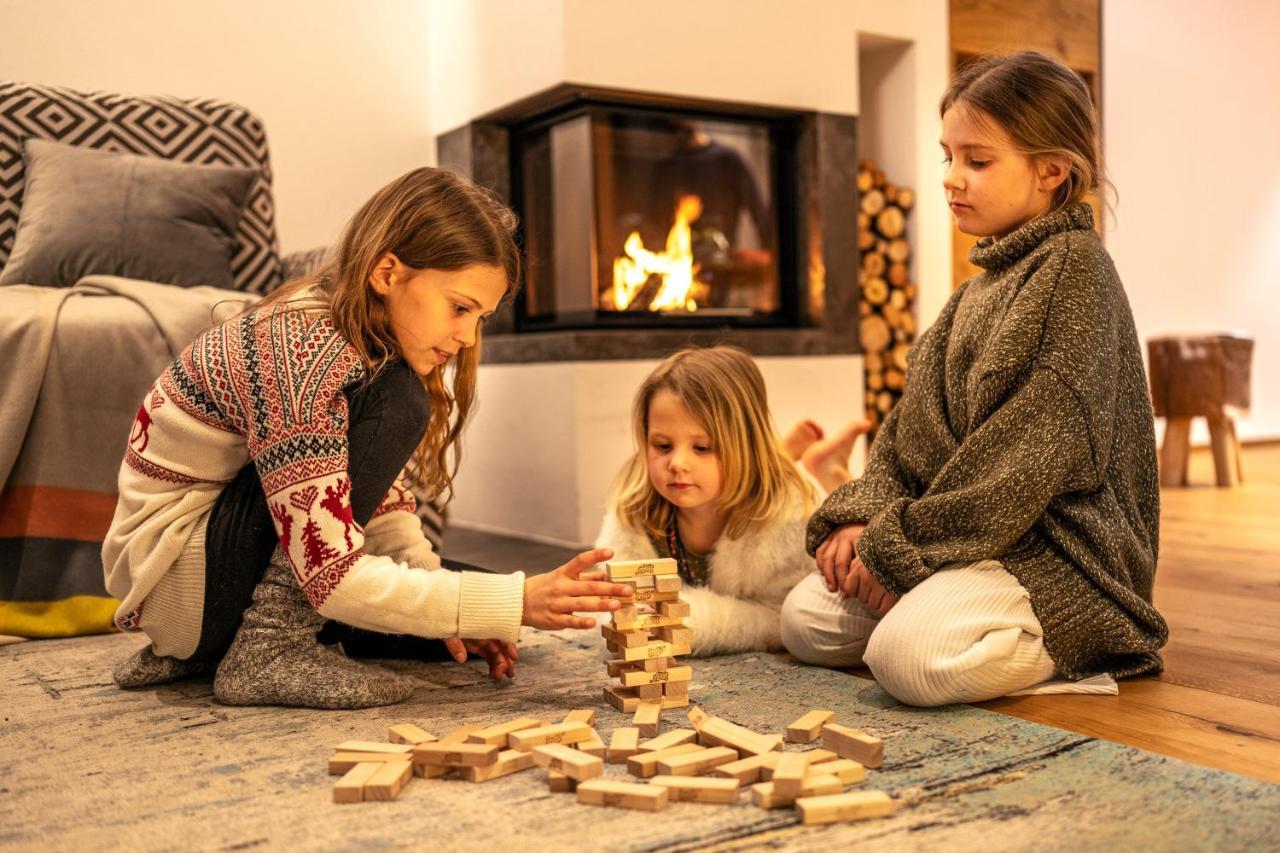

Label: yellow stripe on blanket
[0,596,119,637]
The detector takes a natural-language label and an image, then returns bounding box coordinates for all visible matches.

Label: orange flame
[611,194,703,312]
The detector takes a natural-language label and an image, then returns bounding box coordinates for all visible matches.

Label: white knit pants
[780,560,1112,706]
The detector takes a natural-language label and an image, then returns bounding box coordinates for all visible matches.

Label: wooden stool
[1148,333,1253,487]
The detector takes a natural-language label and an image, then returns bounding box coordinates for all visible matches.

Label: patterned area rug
[3,630,1277,851]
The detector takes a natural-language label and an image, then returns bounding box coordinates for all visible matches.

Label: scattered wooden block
[333,762,383,804]
[363,760,413,801]
[461,749,536,782]
[648,775,741,804]
[335,741,414,755]
[387,723,437,745]
[656,745,738,777]
[801,748,839,765]
[807,758,865,784]
[532,743,605,781]
[507,722,594,751]
[575,729,607,759]
[605,558,678,581]
[796,790,895,824]
[467,716,546,747]
[785,710,835,744]
[608,727,642,763]
[562,708,597,727]
[688,706,709,727]
[633,702,662,738]
[620,665,692,688]
[415,724,483,779]
[627,744,705,778]
[697,717,779,757]
[577,779,669,811]
[751,773,843,809]
[658,601,691,618]
[712,753,778,785]
[638,729,696,753]
[770,753,811,799]
[412,742,501,768]
[329,752,421,775]
[547,770,576,792]
[760,750,837,780]
[821,723,884,768]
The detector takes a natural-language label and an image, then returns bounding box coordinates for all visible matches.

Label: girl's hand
[443,637,520,681]
[840,559,898,616]
[522,548,634,630]
[815,523,866,593]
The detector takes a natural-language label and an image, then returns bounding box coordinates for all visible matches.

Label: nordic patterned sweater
[102,300,525,647]
[808,204,1168,680]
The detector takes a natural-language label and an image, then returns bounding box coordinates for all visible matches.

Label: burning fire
[611,194,703,312]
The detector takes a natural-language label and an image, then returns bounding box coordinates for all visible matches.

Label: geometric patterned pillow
[0,81,282,294]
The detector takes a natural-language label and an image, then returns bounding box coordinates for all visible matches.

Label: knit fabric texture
[808,204,1167,680]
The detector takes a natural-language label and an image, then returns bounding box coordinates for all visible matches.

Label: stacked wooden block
[600,558,692,715]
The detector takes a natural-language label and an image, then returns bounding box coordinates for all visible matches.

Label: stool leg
[1160,417,1191,487]
[1207,415,1241,487]
[1230,417,1245,483]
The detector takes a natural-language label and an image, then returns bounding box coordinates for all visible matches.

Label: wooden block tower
[600,558,692,716]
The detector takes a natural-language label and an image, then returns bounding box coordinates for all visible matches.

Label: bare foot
[802,420,872,492]
[783,419,824,460]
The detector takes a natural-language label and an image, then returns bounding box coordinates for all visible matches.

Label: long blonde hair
[611,346,815,541]
[941,50,1108,214]
[257,167,520,501]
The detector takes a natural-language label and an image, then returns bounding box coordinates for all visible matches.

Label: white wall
[0,0,435,254]
[1105,0,1280,442]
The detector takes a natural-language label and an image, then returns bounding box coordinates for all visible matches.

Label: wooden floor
[976,443,1280,784]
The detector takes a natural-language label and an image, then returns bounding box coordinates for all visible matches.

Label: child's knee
[780,574,875,668]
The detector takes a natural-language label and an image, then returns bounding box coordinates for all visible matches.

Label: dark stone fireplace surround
[437,83,860,364]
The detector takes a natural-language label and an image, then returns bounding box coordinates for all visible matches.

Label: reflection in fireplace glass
[516,108,787,328]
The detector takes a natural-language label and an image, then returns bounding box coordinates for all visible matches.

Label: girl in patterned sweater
[103,168,633,709]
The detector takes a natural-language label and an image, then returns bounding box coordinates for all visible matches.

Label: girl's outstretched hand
[815,523,866,592]
[522,547,634,630]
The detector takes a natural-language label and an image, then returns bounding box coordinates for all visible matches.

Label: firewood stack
[856,159,916,437]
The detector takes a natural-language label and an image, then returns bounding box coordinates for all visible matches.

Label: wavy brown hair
[257,167,520,501]
[610,346,815,541]
[941,50,1108,214]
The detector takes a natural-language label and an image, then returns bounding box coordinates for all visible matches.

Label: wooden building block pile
[600,558,692,718]
[327,700,894,826]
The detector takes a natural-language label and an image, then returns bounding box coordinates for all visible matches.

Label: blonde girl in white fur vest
[594,345,828,655]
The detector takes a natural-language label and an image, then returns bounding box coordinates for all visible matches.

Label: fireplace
[437,84,860,362]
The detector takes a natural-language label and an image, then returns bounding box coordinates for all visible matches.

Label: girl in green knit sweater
[781,51,1168,706]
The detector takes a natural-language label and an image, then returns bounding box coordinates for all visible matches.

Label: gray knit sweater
[809,204,1167,680]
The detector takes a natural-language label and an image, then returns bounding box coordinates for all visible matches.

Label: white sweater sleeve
[682,585,785,656]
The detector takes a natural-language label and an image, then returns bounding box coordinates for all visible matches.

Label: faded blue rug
[2,629,1277,851]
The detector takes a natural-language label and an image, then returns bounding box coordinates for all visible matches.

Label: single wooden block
[634,682,663,700]
[387,723,437,745]
[562,708,597,727]
[622,641,674,662]
[763,750,836,779]
[649,775,741,804]
[633,702,662,738]
[657,745,738,777]
[363,760,413,801]
[605,685,689,712]
[467,716,547,747]
[663,681,689,698]
[461,748,537,782]
[627,743,705,778]
[641,655,669,672]
[577,779,669,811]
[698,717,778,757]
[601,623,651,648]
[808,758,865,784]
[658,601,691,619]
[654,575,682,592]
[335,741,414,755]
[532,743,605,781]
[821,723,884,768]
[713,752,779,785]
[547,770,576,792]
[687,706,709,727]
[796,790,895,824]
[631,587,680,604]
[575,729,607,759]
[801,748,839,765]
[661,693,690,709]
[614,611,685,632]
[785,710,835,744]
[414,724,483,778]
[333,761,383,804]
[751,773,842,809]
[507,722,594,751]
[329,752,420,775]
[412,741,501,768]
[630,573,655,589]
[638,728,697,752]
[605,558,678,581]
[653,627,693,649]
[621,665,693,688]
[607,727,642,763]
[770,752,811,798]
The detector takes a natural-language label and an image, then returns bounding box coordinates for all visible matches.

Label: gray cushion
[0,138,255,289]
